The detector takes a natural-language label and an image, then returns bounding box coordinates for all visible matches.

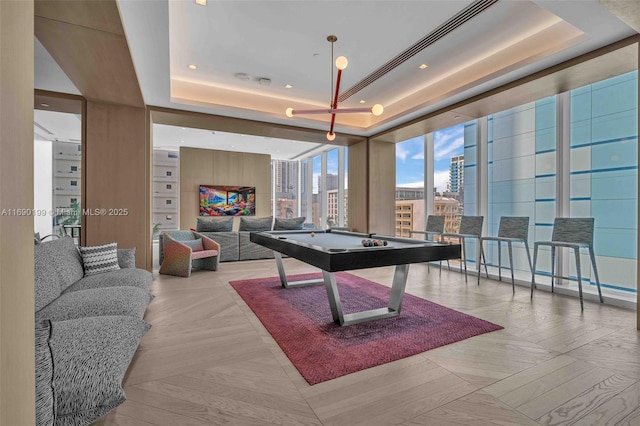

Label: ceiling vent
[338,0,499,102]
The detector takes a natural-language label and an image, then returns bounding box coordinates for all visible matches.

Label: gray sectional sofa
[159,216,308,264]
[34,236,154,426]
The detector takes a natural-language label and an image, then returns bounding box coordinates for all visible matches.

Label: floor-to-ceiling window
[486,98,556,281]
[481,70,637,300]
[395,136,425,237]
[272,159,299,219]
[326,149,339,227]
[569,71,638,296]
[434,124,466,234]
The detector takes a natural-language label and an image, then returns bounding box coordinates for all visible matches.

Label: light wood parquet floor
[92,258,640,425]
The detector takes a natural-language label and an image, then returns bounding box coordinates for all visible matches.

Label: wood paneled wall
[179,147,271,230]
[0,1,36,423]
[347,139,396,235]
[348,141,368,233]
[368,140,396,235]
[84,102,150,269]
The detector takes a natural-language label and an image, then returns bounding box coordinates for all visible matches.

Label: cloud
[434,135,464,161]
[434,124,465,161]
[396,145,410,161]
[434,170,450,192]
[411,152,424,160]
[398,180,425,188]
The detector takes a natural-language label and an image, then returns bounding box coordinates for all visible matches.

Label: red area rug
[230,272,503,385]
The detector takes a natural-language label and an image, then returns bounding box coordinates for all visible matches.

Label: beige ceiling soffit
[338,0,499,103]
[371,35,639,143]
[170,79,372,130]
[372,20,584,129]
[34,0,144,108]
[599,0,640,33]
[148,106,366,147]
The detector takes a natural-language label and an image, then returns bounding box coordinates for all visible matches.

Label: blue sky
[396,123,465,192]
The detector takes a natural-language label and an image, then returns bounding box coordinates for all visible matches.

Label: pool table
[250,229,461,326]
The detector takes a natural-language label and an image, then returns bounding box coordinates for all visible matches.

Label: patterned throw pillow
[239,216,273,231]
[181,239,204,252]
[79,242,120,276]
[274,217,306,230]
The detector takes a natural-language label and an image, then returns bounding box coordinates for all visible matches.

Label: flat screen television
[199,185,255,216]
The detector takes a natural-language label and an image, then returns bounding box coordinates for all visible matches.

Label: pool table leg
[323,264,411,326]
[274,252,324,288]
[323,271,344,324]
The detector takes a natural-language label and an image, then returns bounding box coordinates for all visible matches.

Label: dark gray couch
[159,216,307,264]
[34,237,154,426]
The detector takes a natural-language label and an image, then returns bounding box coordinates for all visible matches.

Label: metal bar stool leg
[531,244,538,299]
[524,241,533,277]
[507,241,515,293]
[550,246,556,293]
[589,248,603,303]
[497,241,502,282]
[574,247,584,310]
[477,240,485,286]
[461,238,468,282]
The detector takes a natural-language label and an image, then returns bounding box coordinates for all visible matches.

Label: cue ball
[310,232,315,237]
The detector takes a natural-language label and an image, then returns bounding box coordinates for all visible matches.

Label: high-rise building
[448,155,464,193]
[273,160,298,193]
[319,173,339,192]
[326,188,348,227]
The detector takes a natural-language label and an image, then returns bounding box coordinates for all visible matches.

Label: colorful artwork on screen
[199,185,256,216]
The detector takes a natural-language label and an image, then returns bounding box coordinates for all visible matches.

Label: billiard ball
[310,232,315,237]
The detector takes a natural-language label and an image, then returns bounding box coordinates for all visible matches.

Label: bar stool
[441,215,485,282]
[531,217,603,310]
[477,216,533,292]
[409,215,445,273]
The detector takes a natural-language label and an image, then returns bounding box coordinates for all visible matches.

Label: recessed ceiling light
[181,127,186,130]
[195,0,206,5]
[180,140,184,144]
[359,100,366,104]
[285,84,293,89]
[419,64,428,70]
[40,103,50,107]
[188,64,197,70]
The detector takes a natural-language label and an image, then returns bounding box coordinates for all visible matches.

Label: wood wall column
[348,139,396,235]
[0,0,36,423]
[84,102,150,269]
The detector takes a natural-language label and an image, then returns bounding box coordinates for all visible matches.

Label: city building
[447,155,464,194]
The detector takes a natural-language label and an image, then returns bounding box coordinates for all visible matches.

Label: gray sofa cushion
[117,248,136,269]
[34,242,63,312]
[36,286,153,322]
[49,316,150,426]
[274,217,305,230]
[239,216,273,231]
[35,237,85,294]
[35,320,55,426]
[63,268,153,293]
[238,232,275,260]
[196,217,234,232]
[196,231,239,262]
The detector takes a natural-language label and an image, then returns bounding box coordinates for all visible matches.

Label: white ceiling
[34,0,637,159]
